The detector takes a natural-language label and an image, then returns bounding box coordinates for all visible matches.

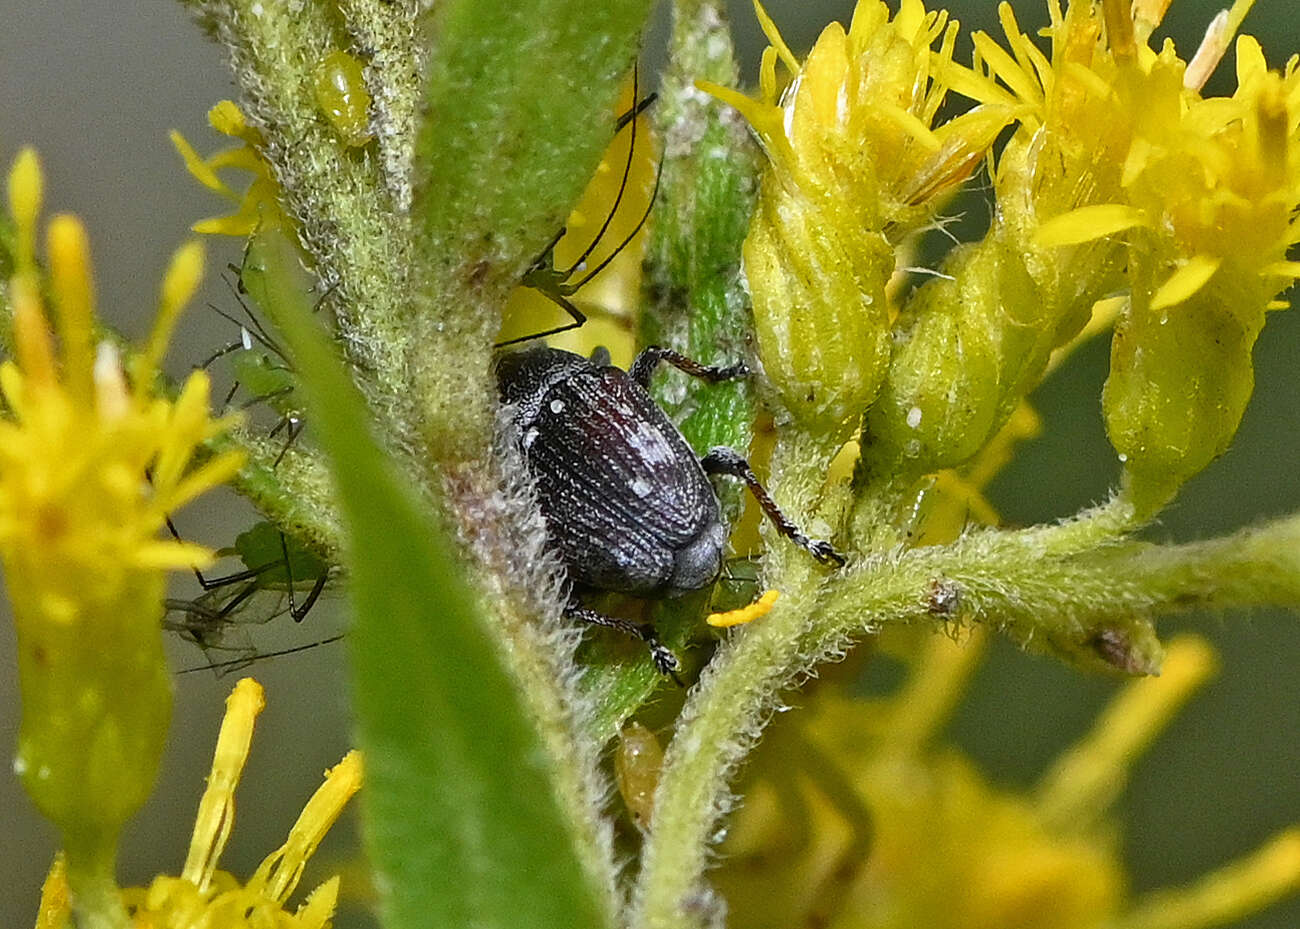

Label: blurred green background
[0,1,1296,927]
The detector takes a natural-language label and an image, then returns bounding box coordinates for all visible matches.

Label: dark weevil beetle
[496,343,846,676]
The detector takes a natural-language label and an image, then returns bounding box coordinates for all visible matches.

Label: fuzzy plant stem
[634,488,1300,927]
[186,0,415,439]
[63,842,129,929]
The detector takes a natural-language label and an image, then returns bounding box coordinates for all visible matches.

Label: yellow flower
[171,101,290,236]
[32,679,364,929]
[708,0,1010,235]
[705,0,1013,439]
[951,0,1300,515]
[1,148,243,919]
[715,632,1300,929]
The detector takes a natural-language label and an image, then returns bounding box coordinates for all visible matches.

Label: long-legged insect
[496,71,662,348]
[163,276,336,662]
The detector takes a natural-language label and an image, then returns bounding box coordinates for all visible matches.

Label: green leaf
[408,0,657,464]
[414,0,656,306]
[250,232,612,929]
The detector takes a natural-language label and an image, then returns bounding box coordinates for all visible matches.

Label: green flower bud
[1104,277,1267,517]
[864,245,1001,473]
[744,175,893,438]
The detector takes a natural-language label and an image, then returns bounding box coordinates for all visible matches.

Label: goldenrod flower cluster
[958,0,1300,514]
[721,0,1300,513]
[706,0,1013,438]
[0,148,243,889]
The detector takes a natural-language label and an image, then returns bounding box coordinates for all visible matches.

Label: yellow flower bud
[711,0,1011,439]
[744,172,892,437]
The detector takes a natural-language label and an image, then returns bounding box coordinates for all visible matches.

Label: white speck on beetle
[631,478,651,498]
[906,406,923,429]
[550,398,565,414]
[523,428,539,449]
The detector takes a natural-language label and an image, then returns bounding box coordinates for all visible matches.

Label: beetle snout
[663,519,727,597]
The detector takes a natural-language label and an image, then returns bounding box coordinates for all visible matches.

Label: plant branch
[634,506,1300,928]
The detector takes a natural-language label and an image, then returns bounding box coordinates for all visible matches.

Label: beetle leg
[628,346,749,389]
[564,602,683,681]
[700,447,847,567]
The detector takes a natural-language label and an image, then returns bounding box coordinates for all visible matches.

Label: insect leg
[564,602,682,681]
[493,292,588,348]
[559,154,663,297]
[269,414,305,468]
[279,531,329,622]
[557,68,649,282]
[198,337,245,371]
[700,447,847,567]
[613,89,657,133]
[177,633,347,675]
[628,346,749,389]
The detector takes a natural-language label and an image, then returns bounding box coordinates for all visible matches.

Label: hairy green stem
[64,841,128,929]
[635,498,1300,926]
[335,0,424,211]
[632,429,840,929]
[217,428,346,559]
[187,0,416,444]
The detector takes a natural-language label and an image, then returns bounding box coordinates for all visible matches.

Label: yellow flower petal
[8,147,43,270]
[169,130,234,197]
[137,239,205,388]
[192,213,259,236]
[46,215,96,400]
[1149,255,1222,312]
[183,678,265,893]
[249,750,364,903]
[1118,828,1300,929]
[708,589,781,628]
[295,875,341,929]
[32,854,71,929]
[1034,204,1146,248]
[208,99,253,140]
[1035,636,1217,830]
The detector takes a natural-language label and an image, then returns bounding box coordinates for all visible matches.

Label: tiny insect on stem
[496,69,663,349]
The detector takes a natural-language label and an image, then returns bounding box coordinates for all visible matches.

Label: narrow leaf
[249,232,612,929]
